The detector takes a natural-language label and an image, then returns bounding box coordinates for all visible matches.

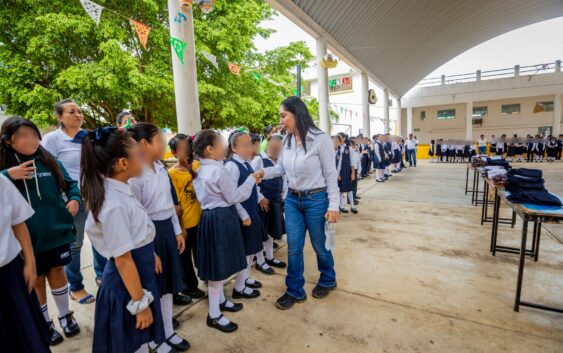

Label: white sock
[264,237,274,260]
[256,251,268,267]
[161,294,183,343]
[244,256,255,284]
[51,285,70,326]
[219,282,235,308]
[234,270,246,292]
[348,192,354,207]
[41,303,50,322]
[207,281,229,325]
[340,193,346,209]
[135,344,149,353]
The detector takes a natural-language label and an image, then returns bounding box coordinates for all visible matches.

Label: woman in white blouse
[263,96,339,310]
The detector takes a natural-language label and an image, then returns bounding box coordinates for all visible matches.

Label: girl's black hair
[81,127,135,223]
[250,133,261,144]
[169,133,197,181]
[281,96,321,152]
[227,131,249,159]
[54,98,76,117]
[128,122,160,143]
[431,139,435,144]
[0,116,67,191]
[267,135,283,142]
[192,129,220,159]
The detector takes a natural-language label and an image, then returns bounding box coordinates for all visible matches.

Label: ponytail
[169,133,197,183]
[227,131,248,159]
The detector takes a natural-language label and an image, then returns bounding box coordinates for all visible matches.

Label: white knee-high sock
[234,270,246,292]
[161,294,175,338]
[340,193,347,208]
[256,250,267,267]
[41,303,50,322]
[51,285,70,325]
[347,191,354,206]
[264,237,274,260]
[207,280,229,325]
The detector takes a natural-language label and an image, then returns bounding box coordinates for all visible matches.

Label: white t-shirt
[85,178,156,259]
[478,138,487,147]
[41,128,83,183]
[0,174,35,267]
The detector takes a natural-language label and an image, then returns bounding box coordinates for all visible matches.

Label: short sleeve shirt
[41,128,83,182]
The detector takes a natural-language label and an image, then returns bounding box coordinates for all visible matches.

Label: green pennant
[251,71,262,80]
[170,36,187,64]
[122,117,131,129]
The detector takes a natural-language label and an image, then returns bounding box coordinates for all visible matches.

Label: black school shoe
[220,300,243,312]
[256,262,275,275]
[182,288,206,300]
[273,242,279,249]
[339,208,349,214]
[266,258,287,268]
[312,283,337,299]
[207,314,238,333]
[173,293,192,306]
[351,208,358,214]
[275,293,307,310]
[58,311,80,338]
[48,321,64,346]
[166,333,191,352]
[245,279,262,289]
[232,287,261,299]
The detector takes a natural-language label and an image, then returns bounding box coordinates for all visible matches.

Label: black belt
[288,187,327,197]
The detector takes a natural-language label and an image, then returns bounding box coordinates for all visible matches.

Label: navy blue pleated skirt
[242,211,267,254]
[259,201,285,240]
[392,150,401,163]
[197,206,247,281]
[153,218,184,295]
[0,256,51,353]
[93,242,164,353]
[338,170,353,192]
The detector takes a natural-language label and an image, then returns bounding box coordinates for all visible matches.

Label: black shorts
[35,244,71,276]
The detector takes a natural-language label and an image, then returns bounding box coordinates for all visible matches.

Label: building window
[420,111,426,121]
[328,76,353,94]
[437,109,456,120]
[535,101,554,112]
[472,106,488,117]
[501,103,520,115]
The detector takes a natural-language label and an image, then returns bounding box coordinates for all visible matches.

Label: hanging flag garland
[80,0,104,25]
[228,63,241,76]
[170,37,188,64]
[130,19,151,50]
[251,71,262,80]
[201,51,218,69]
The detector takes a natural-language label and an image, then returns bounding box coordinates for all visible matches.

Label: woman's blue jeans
[284,191,336,300]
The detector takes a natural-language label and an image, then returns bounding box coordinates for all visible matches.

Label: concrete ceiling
[267,0,563,97]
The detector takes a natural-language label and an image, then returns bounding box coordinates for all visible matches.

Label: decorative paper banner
[251,71,262,80]
[201,51,218,69]
[80,0,104,25]
[170,37,187,64]
[228,63,241,76]
[174,12,188,24]
[130,20,151,50]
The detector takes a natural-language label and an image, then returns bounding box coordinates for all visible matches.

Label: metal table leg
[514,220,528,312]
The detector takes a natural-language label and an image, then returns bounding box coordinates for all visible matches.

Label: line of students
[371,133,408,183]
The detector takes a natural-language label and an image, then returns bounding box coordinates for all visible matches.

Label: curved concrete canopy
[267,0,563,96]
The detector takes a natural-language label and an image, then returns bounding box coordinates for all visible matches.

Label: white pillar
[316,38,330,133]
[553,94,562,137]
[168,1,201,134]
[466,101,473,140]
[395,98,402,136]
[383,88,390,134]
[407,106,413,135]
[361,72,370,137]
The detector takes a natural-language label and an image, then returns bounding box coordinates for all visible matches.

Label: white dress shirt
[258,152,288,201]
[478,138,487,147]
[129,161,182,236]
[193,159,256,211]
[41,128,83,183]
[351,149,361,171]
[405,138,417,150]
[0,174,35,267]
[263,130,339,212]
[85,178,155,259]
[224,154,263,221]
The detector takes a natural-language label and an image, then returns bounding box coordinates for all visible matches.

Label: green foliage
[0,0,311,131]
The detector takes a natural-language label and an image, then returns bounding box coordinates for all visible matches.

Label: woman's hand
[66,200,80,217]
[242,218,252,227]
[176,234,185,254]
[22,259,37,293]
[326,211,339,223]
[135,307,153,330]
[7,160,35,180]
[154,254,162,274]
[259,198,270,212]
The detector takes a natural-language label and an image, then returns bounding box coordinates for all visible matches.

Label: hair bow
[235,127,248,133]
[91,126,118,142]
[189,135,195,142]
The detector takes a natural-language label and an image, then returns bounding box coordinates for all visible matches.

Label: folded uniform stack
[505,168,562,206]
[485,158,510,169]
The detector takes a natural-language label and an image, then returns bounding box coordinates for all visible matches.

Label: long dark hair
[0,116,66,191]
[281,96,321,152]
[192,129,220,159]
[169,133,197,181]
[227,131,249,159]
[80,127,134,222]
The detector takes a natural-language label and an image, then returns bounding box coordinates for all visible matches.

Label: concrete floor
[51,160,563,353]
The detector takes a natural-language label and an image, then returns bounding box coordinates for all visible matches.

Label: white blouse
[85,178,155,259]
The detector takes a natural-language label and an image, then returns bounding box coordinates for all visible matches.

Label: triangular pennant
[201,51,218,69]
[169,36,187,64]
[80,0,103,25]
[130,19,151,50]
[251,71,262,80]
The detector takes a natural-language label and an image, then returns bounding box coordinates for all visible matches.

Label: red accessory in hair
[189,135,195,142]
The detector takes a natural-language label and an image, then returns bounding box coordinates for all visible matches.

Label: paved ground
[51,160,563,353]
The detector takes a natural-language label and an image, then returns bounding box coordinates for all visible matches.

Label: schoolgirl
[350,141,362,202]
[526,135,535,162]
[535,135,545,162]
[81,127,165,353]
[335,133,357,213]
[373,135,386,182]
[0,117,80,346]
[168,134,206,300]
[257,135,288,270]
[0,174,51,353]
[440,142,448,162]
[128,123,189,352]
[225,131,270,296]
[192,129,263,333]
[446,144,455,163]
[490,135,497,156]
[469,143,477,159]
[496,135,506,156]
[383,137,393,178]
[428,140,435,162]
[513,134,523,162]
[391,139,401,173]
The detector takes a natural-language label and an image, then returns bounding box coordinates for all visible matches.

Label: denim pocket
[305,191,328,203]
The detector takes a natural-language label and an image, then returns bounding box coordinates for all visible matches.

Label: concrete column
[383,88,390,133]
[168,0,201,134]
[395,97,402,136]
[556,60,561,73]
[514,65,520,77]
[407,106,413,135]
[553,94,562,137]
[361,72,370,137]
[466,101,473,140]
[316,38,330,133]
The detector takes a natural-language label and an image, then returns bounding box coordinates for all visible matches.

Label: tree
[304,97,340,128]
[0,0,311,131]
